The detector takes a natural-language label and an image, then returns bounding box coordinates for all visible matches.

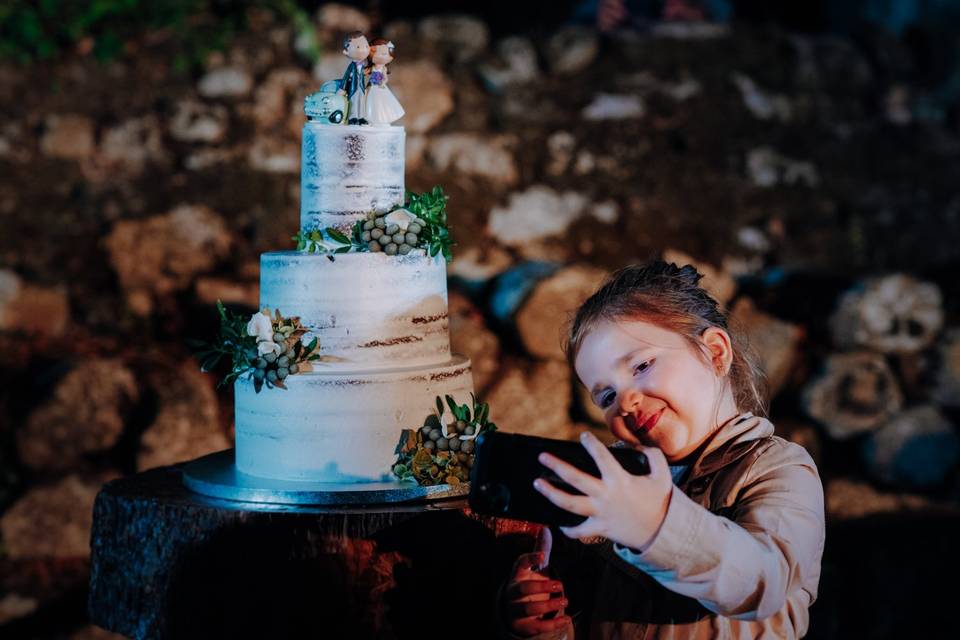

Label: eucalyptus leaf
[436,396,444,416]
[326,227,350,244]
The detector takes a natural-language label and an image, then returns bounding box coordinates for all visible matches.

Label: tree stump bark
[88,464,540,640]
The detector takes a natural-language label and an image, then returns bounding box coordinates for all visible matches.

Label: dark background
[1,0,959,637]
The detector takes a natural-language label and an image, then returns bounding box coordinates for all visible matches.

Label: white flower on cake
[247,309,274,342]
[247,309,283,355]
[384,208,415,231]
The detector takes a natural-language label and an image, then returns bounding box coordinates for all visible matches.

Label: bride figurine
[364,39,405,126]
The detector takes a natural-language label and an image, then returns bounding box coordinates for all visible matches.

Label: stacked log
[801,351,903,440]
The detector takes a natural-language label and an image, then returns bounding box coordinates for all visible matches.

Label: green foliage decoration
[393,393,497,486]
[190,301,322,393]
[405,185,454,263]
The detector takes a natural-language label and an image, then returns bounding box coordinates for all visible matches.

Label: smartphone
[468,431,650,527]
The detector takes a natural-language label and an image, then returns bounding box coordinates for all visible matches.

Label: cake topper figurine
[338,31,370,125]
[364,39,405,126]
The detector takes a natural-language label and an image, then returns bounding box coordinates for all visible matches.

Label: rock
[97,114,168,176]
[312,52,348,85]
[746,147,819,188]
[0,475,106,558]
[17,359,138,471]
[69,626,129,640]
[418,15,490,62]
[650,22,730,40]
[485,359,576,439]
[104,204,232,316]
[829,274,944,355]
[247,135,299,173]
[861,405,960,491]
[40,114,95,161]
[545,26,599,75]
[137,359,229,470]
[195,276,259,308]
[448,292,500,392]
[884,84,912,125]
[184,146,241,171]
[729,297,804,400]
[587,200,618,224]
[426,133,518,186]
[478,37,539,93]
[0,593,38,625]
[0,269,69,336]
[801,351,903,440]
[447,245,514,285]
[489,261,561,326]
[390,60,455,134]
[488,186,589,246]
[169,99,229,143]
[825,477,947,520]
[251,67,310,129]
[546,131,576,176]
[661,249,736,306]
[515,264,609,361]
[582,94,645,121]
[730,73,793,122]
[317,3,371,34]
[932,329,960,408]
[198,66,254,99]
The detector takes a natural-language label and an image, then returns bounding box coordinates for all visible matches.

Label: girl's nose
[617,387,642,416]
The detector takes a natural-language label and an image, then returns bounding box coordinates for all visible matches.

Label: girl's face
[371,45,393,65]
[574,318,738,463]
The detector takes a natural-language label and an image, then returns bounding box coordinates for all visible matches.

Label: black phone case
[468,431,651,527]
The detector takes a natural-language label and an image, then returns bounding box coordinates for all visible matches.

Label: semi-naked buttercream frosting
[260,251,451,370]
[301,124,405,233]
[235,356,473,482]
[234,112,475,483]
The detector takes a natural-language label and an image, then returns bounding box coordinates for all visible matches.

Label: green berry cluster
[360,210,427,256]
[392,394,497,486]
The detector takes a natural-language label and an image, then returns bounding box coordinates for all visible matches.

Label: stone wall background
[1,4,959,638]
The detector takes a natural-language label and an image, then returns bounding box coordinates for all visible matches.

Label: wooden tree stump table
[88,459,540,639]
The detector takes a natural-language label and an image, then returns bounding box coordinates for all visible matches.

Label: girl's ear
[701,327,733,376]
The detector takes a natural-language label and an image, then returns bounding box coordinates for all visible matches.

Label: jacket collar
[687,412,774,477]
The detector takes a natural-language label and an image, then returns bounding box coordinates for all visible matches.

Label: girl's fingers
[505,579,563,601]
[538,452,603,496]
[510,551,545,577]
[533,478,594,516]
[507,596,569,619]
[559,518,603,541]
[578,431,624,479]
[511,614,573,636]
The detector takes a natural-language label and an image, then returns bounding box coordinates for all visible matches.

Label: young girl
[500,261,825,639]
[364,38,405,126]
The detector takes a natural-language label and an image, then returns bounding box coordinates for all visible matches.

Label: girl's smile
[574,318,739,463]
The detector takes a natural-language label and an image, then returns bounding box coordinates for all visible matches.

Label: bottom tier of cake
[234,356,474,482]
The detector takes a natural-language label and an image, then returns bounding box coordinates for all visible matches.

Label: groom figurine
[338,31,370,125]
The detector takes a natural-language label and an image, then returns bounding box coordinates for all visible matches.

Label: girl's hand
[502,527,572,637]
[534,432,673,549]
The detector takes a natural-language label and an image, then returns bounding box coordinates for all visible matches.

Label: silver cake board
[182,449,469,506]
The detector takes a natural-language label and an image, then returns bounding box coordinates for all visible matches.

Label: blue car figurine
[304,80,348,125]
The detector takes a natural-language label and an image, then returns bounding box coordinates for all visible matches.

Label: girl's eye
[598,391,615,408]
[634,360,653,375]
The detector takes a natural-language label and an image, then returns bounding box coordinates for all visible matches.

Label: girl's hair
[564,261,768,417]
[368,38,395,60]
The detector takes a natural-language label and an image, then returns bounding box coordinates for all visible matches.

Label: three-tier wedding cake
[233,112,474,483]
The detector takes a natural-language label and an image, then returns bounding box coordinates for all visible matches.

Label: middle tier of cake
[261,251,451,370]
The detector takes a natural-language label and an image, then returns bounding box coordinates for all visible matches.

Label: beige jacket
[507,413,825,640]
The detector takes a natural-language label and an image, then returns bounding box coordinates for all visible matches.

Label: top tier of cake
[301,123,405,233]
